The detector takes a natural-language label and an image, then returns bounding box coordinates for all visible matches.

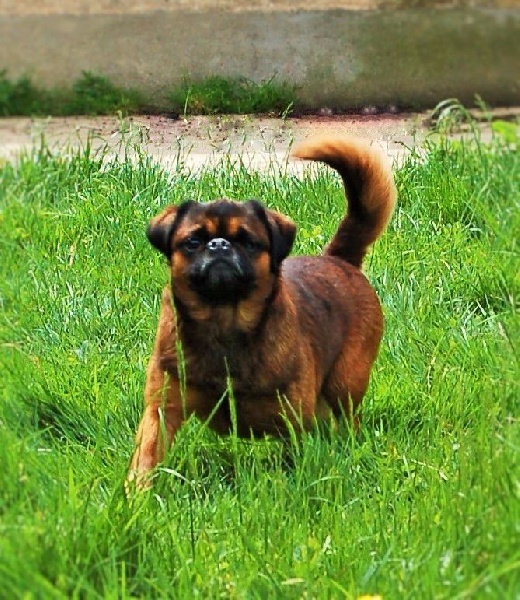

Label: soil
[0,112,425,172]
[0,110,517,172]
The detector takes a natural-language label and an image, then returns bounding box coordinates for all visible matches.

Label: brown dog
[127,135,396,488]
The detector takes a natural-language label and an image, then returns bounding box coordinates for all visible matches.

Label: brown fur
[127,135,397,490]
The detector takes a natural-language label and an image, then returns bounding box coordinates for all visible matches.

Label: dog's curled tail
[291,135,397,268]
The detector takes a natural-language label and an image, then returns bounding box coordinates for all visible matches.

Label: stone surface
[2,0,518,14]
[0,2,518,109]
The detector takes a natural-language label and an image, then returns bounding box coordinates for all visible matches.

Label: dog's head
[147,199,296,308]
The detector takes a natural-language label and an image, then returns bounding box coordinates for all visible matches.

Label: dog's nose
[207,237,232,254]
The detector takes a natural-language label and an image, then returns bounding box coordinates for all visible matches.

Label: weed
[65,72,144,116]
[0,70,47,116]
[0,71,296,117]
[0,70,144,117]
[170,75,296,116]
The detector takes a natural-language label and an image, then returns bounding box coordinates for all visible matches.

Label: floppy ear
[265,209,297,270]
[246,200,296,272]
[147,201,196,257]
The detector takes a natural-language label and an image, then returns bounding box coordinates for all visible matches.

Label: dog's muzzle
[199,237,244,278]
[188,238,254,303]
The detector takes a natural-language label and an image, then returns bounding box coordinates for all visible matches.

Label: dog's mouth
[188,256,255,304]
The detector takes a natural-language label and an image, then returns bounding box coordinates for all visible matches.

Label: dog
[127,135,396,489]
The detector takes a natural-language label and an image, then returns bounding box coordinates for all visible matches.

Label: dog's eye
[183,236,203,252]
[242,239,259,253]
[237,232,263,254]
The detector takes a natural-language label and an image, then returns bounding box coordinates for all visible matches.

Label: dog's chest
[184,333,291,397]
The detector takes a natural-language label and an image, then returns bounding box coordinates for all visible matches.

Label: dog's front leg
[126,366,189,491]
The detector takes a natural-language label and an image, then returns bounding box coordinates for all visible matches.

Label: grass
[0,71,295,117]
[0,70,145,117]
[169,76,296,117]
[0,128,518,598]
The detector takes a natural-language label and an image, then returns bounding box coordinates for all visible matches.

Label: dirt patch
[0,110,517,171]
[0,113,425,170]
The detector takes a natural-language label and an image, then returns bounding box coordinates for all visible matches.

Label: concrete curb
[1,7,519,109]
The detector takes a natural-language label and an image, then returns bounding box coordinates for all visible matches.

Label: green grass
[0,71,296,117]
[0,130,518,598]
[0,70,144,117]
[170,76,296,116]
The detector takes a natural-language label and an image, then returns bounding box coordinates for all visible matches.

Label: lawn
[0,129,518,598]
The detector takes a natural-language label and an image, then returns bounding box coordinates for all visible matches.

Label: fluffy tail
[291,135,397,268]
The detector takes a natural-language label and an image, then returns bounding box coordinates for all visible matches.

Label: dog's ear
[147,201,197,257]
[246,200,296,272]
[266,209,297,270]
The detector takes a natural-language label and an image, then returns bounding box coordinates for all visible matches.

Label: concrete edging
[0,7,519,109]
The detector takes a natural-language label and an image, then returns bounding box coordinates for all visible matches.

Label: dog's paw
[125,469,153,497]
